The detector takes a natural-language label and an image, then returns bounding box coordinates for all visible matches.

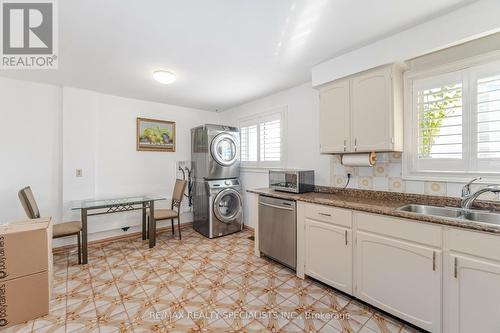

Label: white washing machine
[191,124,240,180]
[193,178,243,238]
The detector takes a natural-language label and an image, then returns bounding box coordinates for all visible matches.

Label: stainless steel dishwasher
[258,195,296,270]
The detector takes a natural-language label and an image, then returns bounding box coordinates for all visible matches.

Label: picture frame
[136,117,176,152]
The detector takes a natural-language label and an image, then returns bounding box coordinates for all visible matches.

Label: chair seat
[53,221,82,238]
[153,209,178,220]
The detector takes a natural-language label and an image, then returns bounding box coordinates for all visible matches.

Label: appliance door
[213,188,242,223]
[210,133,238,167]
[258,196,296,269]
[269,171,298,192]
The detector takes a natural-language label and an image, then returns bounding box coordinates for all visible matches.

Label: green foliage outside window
[418,85,462,157]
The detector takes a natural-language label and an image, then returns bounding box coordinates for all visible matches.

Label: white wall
[0,78,220,245]
[312,0,500,87]
[0,78,62,224]
[62,88,217,243]
[220,33,500,229]
[221,82,332,227]
[223,82,331,184]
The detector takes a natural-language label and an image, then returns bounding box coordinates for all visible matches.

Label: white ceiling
[0,0,476,111]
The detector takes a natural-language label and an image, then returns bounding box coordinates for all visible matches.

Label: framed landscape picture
[136,118,176,152]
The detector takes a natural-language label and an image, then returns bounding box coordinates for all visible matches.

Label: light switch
[76,169,83,177]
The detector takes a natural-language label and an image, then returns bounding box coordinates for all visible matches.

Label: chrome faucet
[462,184,500,210]
[461,177,482,198]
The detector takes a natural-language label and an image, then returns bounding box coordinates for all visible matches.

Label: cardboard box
[0,271,49,328]
[0,218,52,328]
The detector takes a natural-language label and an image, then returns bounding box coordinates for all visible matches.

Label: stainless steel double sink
[397,204,500,226]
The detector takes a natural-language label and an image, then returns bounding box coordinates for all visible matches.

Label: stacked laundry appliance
[191,124,243,238]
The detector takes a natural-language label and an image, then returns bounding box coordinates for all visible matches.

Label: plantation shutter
[239,107,285,167]
[407,59,500,179]
[259,116,281,162]
[415,76,463,160]
[476,74,500,159]
[240,124,258,162]
[410,71,468,172]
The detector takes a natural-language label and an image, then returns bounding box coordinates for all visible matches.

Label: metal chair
[18,186,83,264]
[148,179,187,240]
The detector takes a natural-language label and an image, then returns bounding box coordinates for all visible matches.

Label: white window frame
[238,106,287,169]
[403,51,500,183]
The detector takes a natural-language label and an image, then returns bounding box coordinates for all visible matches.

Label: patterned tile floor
[7,228,424,333]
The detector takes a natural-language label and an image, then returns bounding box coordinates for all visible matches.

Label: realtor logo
[1,0,58,69]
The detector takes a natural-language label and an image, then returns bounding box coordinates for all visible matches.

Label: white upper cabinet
[319,79,350,153]
[352,66,395,151]
[318,64,403,153]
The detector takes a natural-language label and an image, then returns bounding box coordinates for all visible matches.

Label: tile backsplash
[331,152,500,201]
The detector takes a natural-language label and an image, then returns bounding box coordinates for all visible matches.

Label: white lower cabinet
[444,228,500,333]
[355,231,442,332]
[305,219,352,294]
[298,202,500,333]
[445,254,500,333]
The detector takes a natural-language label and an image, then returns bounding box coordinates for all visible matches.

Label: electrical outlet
[76,169,83,177]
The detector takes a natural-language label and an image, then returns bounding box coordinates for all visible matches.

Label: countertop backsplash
[331,152,500,201]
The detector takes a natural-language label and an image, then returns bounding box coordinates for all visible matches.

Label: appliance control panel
[208,178,240,188]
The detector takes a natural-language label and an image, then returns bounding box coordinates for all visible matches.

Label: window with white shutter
[240,125,258,162]
[239,107,286,167]
[260,118,281,162]
[404,58,500,181]
[476,74,500,159]
[417,81,463,159]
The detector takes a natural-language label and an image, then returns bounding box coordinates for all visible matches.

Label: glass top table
[71,195,166,264]
[71,196,165,210]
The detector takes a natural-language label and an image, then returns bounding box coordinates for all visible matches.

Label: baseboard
[52,222,193,254]
[243,225,254,231]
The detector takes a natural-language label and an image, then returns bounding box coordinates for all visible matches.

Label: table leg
[142,202,147,240]
[82,208,88,264]
[149,200,156,248]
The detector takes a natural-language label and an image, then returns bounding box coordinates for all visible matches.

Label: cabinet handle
[318,212,331,217]
[454,257,458,278]
[354,138,357,151]
[343,139,347,152]
[432,251,436,271]
[345,230,348,245]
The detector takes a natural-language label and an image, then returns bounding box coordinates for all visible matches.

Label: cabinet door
[305,219,352,294]
[356,231,441,332]
[319,79,350,153]
[351,66,393,152]
[445,254,500,333]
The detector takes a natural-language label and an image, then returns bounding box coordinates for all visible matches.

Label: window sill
[241,166,284,174]
[402,171,500,184]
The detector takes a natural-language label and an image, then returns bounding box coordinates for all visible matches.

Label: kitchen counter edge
[247,188,500,234]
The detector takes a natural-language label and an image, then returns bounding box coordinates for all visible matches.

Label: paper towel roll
[341,152,377,167]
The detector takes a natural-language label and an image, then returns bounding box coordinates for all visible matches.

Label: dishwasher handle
[259,201,295,211]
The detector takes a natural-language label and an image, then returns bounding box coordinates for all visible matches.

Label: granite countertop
[247,187,500,234]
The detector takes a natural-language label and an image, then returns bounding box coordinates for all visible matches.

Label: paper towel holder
[340,152,377,167]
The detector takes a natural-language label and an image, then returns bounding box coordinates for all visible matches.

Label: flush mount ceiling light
[153,70,177,84]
